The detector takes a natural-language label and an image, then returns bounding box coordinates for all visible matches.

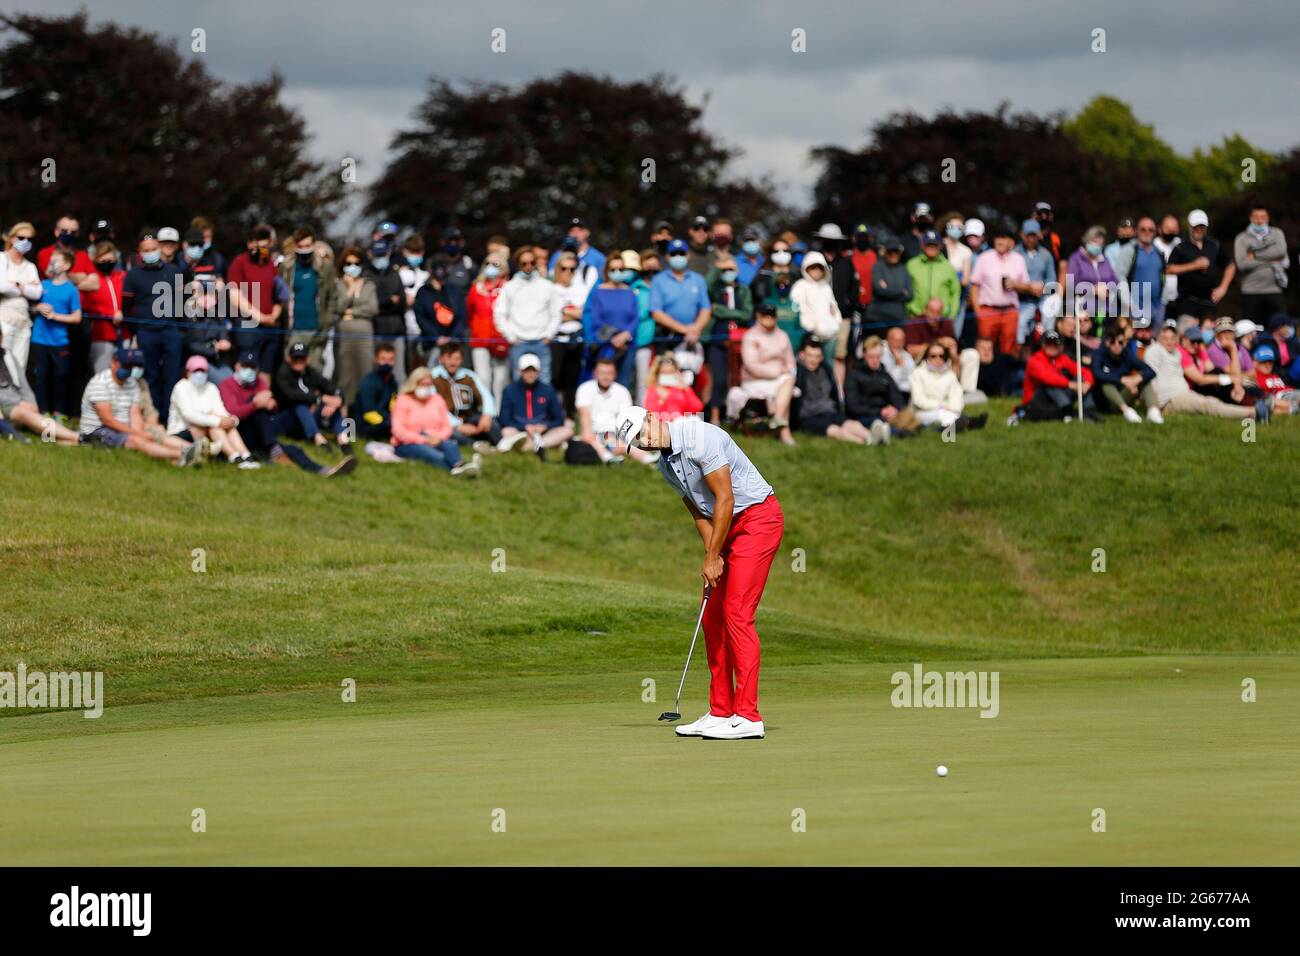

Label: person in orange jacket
[1015,331,1100,422]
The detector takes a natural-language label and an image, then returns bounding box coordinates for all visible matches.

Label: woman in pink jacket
[390,367,481,477]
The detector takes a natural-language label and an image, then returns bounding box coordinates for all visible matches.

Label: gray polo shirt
[657,417,773,518]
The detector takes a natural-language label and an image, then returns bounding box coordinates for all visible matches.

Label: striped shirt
[79,368,137,435]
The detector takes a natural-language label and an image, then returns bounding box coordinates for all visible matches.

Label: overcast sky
[13,0,1300,229]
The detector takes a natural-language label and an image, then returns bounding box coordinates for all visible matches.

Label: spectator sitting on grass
[573,355,657,465]
[1180,321,1249,406]
[905,296,983,403]
[1251,342,1300,415]
[909,341,985,431]
[390,366,480,477]
[726,302,796,446]
[0,341,79,443]
[642,353,703,421]
[496,352,572,460]
[1265,314,1299,384]
[167,355,259,468]
[273,341,352,453]
[975,335,1023,397]
[1139,321,1267,422]
[356,343,399,441]
[1016,331,1099,423]
[1203,316,1262,404]
[845,335,908,441]
[881,325,915,400]
[1091,328,1162,424]
[430,342,500,451]
[792,333,876,445]
[79,348,203,467]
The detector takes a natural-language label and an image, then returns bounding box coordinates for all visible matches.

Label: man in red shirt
[80,241,127,372]
[226,223,283,373]
[1016,330,1099,421]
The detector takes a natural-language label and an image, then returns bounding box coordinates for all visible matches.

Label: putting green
[3,656,1295,865]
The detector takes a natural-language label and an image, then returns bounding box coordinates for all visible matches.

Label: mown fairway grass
[2,401,1298,864]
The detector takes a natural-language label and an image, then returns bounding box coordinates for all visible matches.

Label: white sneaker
[870,419,892,445]
[701,716,765,740]
[496,432,528,453]
[675,712,732,737]
[1122,406,1142,424]
[472,440,494,455]
[236,456,262,469]
[1146,406,1164,425]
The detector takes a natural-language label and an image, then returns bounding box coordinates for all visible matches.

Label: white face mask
[414,385,432,400]
[770,250,792,266]
[658,373,680,387]
[190,371,208,388]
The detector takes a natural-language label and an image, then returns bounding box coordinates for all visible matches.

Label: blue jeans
[395,440,462,470]
[274,403,343,441]
[509,341,552,383]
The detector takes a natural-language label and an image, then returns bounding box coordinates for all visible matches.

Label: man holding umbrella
[615,406,784,740]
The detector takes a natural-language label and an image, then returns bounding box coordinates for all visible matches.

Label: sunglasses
[518,260,536,267]
[556,265,574,272]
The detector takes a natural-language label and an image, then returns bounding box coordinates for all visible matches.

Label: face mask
[610,269,634,284]
[946,226,963,240]
[519,269,535,281]
[742,240,761,256]
[770,250,792,266]
[94,259,115,274]
[236,367,257,385]
[1200,329,1215,344]
[190,371,208,388]
[721,269,738,284]
[444,242,462,256]
[377,363,394,377]
[114,366,131,382]
[1085,242,1103,257]
[45,261,67,277]
[57,230,78,246]
[1161,233,1178,242]
[371,256,390,271]
[414,386,432,400]
[406,255,424,267]
[251,246,269,262]
[712,235,731,250]
[202,239,212,253]
[343,263,363,278]
[1250,223,1269,237]
[667,255,688,272]
[853,237,871,251]
[12,237,31,254]
[658,373,680,387]
[296,250,314,263]
[131,366,144,380]
[484,264,502,280]
[141,250,162,265]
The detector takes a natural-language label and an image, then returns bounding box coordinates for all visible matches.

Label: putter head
[658,711,681,722]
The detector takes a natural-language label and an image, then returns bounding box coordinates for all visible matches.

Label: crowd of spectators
[1,201,1296,474]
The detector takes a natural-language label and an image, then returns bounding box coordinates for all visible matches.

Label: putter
[658,585,712,722]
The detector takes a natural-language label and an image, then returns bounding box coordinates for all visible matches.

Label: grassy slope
[2,406,1299,864]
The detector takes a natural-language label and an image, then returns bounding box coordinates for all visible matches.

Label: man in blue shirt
[649,239,711,351]
[735,226,765,286]
[615,406,784,741]
[547,217,606,277]
[122,233,186,413]
[1128,217,1166,329]
[1015,219,1055,345]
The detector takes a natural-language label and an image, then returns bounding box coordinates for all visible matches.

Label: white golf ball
[936,765,948,777]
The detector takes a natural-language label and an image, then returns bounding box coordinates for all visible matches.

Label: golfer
[615,407,784,739]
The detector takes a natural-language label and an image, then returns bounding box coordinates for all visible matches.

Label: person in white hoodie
[167,355,260,468]
[790,250,845,386]
[1,221,43,385]
[494,247,559,383]
[908,343,967,430]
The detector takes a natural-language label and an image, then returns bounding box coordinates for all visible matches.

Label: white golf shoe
[701,716,765,740]
[675,712,731,737]
[1146,406,1165,424]
[1122,406,1143,424]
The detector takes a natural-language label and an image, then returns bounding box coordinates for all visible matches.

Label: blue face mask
[1085,242,1103,257]
[141,250,162,265]
[946,225,964,240]
[721,269,738,284]
[236,367,257,385]
[405,255,424,267]
[668,255,689,272]
[343,264,363,278]
[484,264,502,279]
[371,256,390,271]
[1250,223,1269,237]
[12,237,32,254]
[610,269,634,283]
[1200,328,1215,344]
[742,241,761,257]
[186,245,204,260]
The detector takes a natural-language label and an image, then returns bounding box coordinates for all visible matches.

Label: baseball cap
[815,223,846,241]
[620,249,642,271]
[184,228,205,245]
[237,351,259,368]
[92,218,113,233]
[666,238,688,254]
[1235,319,1264,338]
[1043,330,1063,346]
[614,405,648,449]
[1268,313,1294,332]
[883,235,904,252]
[1021,219,1041,235]
[653,220,673,233]
[185,355,209,373]
[920,229,941,246]
[374,220,399,238]
[964,218,986,238]
[1035,201,1053,213]
[1116,216,1135,229]
[690,215,710,229]
[157,226,180,242]
[516,352,541,372]
[441,226,463,241]
[1213,317,1236,335]
[742,224,763,240]
[568,217,586,230]
[1188,209,1209,229]
[913,202,932,218]
[287,342,310,361]
[853,223,871,235]
[1254,342,1278,363]
[115,347,144,367]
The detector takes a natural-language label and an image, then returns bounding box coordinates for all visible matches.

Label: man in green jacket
[906,230,961,320]
[280,226,340,369]
[705,256,754,424]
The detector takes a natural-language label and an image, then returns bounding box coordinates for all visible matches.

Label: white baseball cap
[964,218,986,238]
[815,222,846,241]
[1188,209,1209,228]
[614,406,648,449]
[1235,318,1264,337]
[516,352,541,372]
[157,226,180,242]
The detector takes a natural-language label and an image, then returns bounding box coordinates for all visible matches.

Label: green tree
[1063,95,1189,214]
[1185,134,1277,209]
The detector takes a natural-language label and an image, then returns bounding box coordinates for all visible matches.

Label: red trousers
[977,306,1018,356]
[702,495,784,722]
